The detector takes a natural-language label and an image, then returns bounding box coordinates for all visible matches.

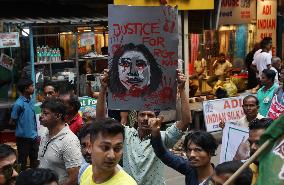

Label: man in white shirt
[207,53,232,88]
[270,57,281,86]
[251,37,272,80]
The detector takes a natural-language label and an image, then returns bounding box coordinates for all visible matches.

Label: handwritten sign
[0,53,14,71]
[220,123,249,163]
[0,32,20,48]
[256,0,277,56]
[203,96,245,132]
[108,5,178,110]
[219,0,256,25]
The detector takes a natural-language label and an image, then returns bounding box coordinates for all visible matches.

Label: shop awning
[0,17,107,25]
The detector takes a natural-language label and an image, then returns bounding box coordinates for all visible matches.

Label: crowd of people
[0,37,283,185]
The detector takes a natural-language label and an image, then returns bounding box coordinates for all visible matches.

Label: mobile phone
[86,74,96,81]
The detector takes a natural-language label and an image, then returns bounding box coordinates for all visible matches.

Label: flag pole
[223,139,272,185]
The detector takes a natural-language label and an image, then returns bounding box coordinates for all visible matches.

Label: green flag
[257,115,284,185]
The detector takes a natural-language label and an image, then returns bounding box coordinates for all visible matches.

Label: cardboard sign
[203,96,245,132]
[108,5,178,110]
[0,53,14,71]
[79,96,97,113]
[80,32,95,47]
[219,0,256,25]
[220,123,249,163]
[256,0,277,56]
[0,32,20,48]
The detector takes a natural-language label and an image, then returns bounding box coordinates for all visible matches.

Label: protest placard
[203,96,245,132]
[220,123,249,163]
[0,32,20,48]
[108,5,178,110]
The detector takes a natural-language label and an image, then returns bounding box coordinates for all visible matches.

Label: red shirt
[66,113,83,135]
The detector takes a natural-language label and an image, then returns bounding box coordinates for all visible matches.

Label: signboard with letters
[256,0,277,56]
[203,96,245,132]
[0,32,20,48]
[219,0,256,25]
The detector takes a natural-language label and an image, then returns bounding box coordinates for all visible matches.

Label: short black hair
[16,168,58,185]
[260,37,272,49]
[249,118,272,130]
[183,131,218,156]
[243,95,259,106]
[262,69,276,83]
[78,123,94,141]
[215,161,252,185]
[219,53,225,57]
[17,78,33,93]
[43,81,59,92]
[41,98,66,121]
[0,144,16,160]
[90,118,125,142]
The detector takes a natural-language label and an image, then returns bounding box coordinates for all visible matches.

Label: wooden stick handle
[223,139,271,185]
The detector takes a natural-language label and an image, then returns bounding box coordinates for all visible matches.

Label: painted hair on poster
[109,43,162,96]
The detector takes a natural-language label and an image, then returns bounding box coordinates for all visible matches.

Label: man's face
[279,68,284,83]
[80,134,92,163]
[0,154,18,185]
[266,41,272,50]
[261,73,270,86]
[219,55,226,63]
[186,141,211,168]
[137,111,156,134]
[118,50,151,90]
[91,132,123,173]
[211,173,232,185]
[25,84,34,95]
[248,129,265,158]
[43,86,57,99]
[39,108,57,128]
[242,98,259,119]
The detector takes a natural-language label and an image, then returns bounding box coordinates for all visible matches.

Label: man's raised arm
[96,69,109,119]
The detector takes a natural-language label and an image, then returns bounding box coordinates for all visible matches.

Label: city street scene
[0,0,283,185]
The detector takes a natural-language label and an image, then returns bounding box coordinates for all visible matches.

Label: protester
[219,95,264,129]
[60,93,83,135]
[245,44,260,90]
[257,69,277,117]
[210,161,252,185]
[43,82,59,99]
[247,118,271,185]
[96,69,191,185]
[77,124,93,182]
[39,98,82,185]
[251,37,272,81]
[150,118,217,185]
[10,78,38,171]
[16,168,59,185]
[270,57,281,86]
[0,144,18,185]
[207,53,232,88]
[194,54,206,94]
[79,118,137,185]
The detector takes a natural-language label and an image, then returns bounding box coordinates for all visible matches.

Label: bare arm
[176,69,191,131]
[63,167,80,185]
[96,69,109,119]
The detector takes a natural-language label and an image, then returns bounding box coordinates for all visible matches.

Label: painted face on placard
[118,50,151,90]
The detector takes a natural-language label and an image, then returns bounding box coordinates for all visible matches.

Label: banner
[203,96,245,132]
[0,32,20,48]
[108,5,178,110]
[114,0,214,10]
[79,96,97,113]
[220,123,249,163]
[0,53,14,71]
[80,32,95,47]
[256,0,277,56]
[219,0,256,25]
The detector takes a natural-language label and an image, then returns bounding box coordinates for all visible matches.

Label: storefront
[0,17,107,141]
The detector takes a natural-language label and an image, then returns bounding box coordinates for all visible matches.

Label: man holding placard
[96,69,191,185]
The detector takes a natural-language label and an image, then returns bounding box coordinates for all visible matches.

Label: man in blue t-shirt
[10,78,38,171]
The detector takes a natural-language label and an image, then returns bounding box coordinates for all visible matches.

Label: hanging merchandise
[235,25,247,60]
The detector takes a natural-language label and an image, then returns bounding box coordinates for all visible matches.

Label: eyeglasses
[1,163,20,179]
